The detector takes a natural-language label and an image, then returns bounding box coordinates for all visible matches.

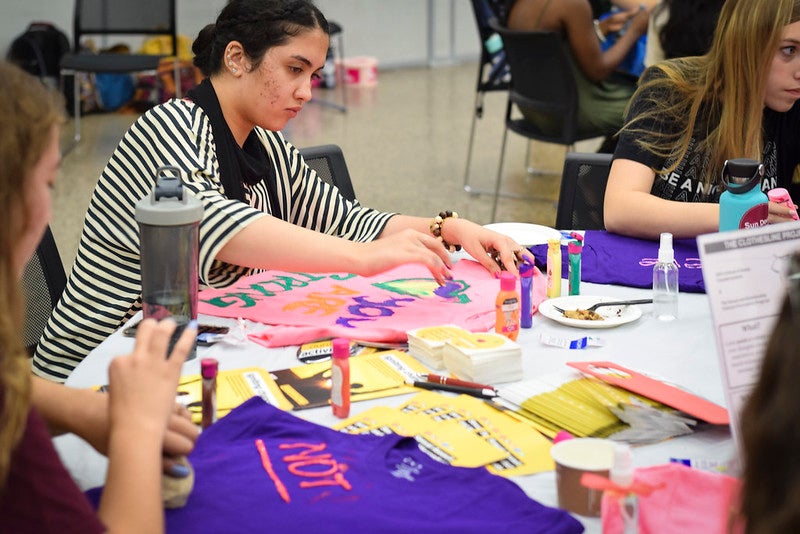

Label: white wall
[1,0,480,69]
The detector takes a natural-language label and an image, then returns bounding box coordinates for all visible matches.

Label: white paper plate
[483,223,562,246]
[538,295,644,329]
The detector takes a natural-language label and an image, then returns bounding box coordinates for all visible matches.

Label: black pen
[411,381,498,399]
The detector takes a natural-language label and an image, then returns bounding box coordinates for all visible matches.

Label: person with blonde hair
[33,0,531,383]
[0,61,198,532]
[604,0,800,239]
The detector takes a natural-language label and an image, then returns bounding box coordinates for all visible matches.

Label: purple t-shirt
[530,230,704,293]
[142,398,581,533]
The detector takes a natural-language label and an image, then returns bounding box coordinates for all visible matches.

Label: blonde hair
[622,0,800,185]
[0,61,64,488]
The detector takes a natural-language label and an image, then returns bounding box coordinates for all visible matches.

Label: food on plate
[562,308,604,321]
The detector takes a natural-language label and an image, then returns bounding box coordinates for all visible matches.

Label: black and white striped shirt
[33,98,393,382]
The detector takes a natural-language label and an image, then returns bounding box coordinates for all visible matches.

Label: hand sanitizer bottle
[653,232,679,321]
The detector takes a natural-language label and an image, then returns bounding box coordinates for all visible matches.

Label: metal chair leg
[490,127,510,222]
[463,91,483,194]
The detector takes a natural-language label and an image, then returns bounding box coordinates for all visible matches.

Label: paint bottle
[719,158,768,231]
[519,262,534,329]
[568,240,583,296]
[546,239,562,298]
[201,357,218,429]
[495,272,520,340]
[330,338,351,418]
[767,187,799,220]
[653,232,679,321]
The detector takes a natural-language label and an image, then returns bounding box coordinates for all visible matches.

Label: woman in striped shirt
[33,0,531,382]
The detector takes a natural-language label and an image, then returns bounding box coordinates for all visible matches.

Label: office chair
[487,19,608,222]
[21,226,67,355]
[298,144,357,202]
[555,152,613,230]
[462,0,511,193]
[59,0,179,148]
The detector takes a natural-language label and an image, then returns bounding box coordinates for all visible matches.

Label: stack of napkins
[441,330,522,384]
[407,325,466,370]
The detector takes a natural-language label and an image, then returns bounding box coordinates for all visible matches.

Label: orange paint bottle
[495,272,520,341]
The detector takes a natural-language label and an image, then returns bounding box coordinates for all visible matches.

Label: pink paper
[197,260,547,347]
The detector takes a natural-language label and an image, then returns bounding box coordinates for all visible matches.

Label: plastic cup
[550,437,616,517]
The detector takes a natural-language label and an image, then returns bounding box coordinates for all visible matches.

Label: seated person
[33,0,533,383]
[644,0,726,66]
[506,0,650,142]
[0,60,197,533]
[604,0,800,240]
[739,253,800,531]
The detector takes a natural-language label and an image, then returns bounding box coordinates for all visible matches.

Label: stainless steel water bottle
[719,158,768,231]
[135,166,203,359]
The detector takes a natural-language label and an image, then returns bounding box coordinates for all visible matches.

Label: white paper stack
[406,325,467,370]
[441,330,522,385]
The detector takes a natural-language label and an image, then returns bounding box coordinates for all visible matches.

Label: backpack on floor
[6,22,70,89]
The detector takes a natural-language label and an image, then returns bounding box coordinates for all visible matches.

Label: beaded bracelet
[429,210,462,252]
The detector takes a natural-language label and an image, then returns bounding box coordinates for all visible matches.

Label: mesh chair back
[73,0,177,50]
[469,0,510,93]
[556,152,613,230]
[21,226,66,354]
[489,20,586,145]
[298,144,357,202]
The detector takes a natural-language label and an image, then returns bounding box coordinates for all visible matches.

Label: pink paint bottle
[331,338,351,418]
[768,187,799,220]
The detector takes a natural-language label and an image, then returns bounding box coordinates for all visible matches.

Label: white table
[56,281,735,533]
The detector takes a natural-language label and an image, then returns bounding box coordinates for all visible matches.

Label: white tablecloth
[56,281,735,533]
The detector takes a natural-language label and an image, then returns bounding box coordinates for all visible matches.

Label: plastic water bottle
[135,166,203,359]
[653,232,678,321]
[719,158,768,231]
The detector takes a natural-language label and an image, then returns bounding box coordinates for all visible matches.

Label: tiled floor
[55,61,602,272]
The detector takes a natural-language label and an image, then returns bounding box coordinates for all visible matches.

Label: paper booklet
[494,366,707,444]
[142,367,292,425]
[334,390,554,476]
[271,349,429,410]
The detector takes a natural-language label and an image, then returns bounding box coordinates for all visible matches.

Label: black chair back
[21,226,66,354]
[556,152,613,230]
[72,0,178,52]
[298,144,357,202]
[490,19,583,145]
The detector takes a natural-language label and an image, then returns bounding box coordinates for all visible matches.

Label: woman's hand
[358,228,454,284]
[768,201,799,224]
[441,217,535,275]
[107,319,195,440]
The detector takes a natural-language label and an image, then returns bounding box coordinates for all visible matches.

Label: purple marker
[519,261,534,328]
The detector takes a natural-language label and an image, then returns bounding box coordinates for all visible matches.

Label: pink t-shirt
[198,260,547,347]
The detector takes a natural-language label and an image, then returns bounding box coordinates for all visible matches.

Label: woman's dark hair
[740,256,800,532]
[658,0,726,59]
[192,0,329,77]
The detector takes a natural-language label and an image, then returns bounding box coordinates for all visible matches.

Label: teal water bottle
[719,158,768,231]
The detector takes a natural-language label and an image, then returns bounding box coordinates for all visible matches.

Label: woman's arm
[565,2,649,82]
[604,158,720,239]
[216,214,454,284]
[381,215,533,275]
[31,377,198,460]
[98,319,194,534]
